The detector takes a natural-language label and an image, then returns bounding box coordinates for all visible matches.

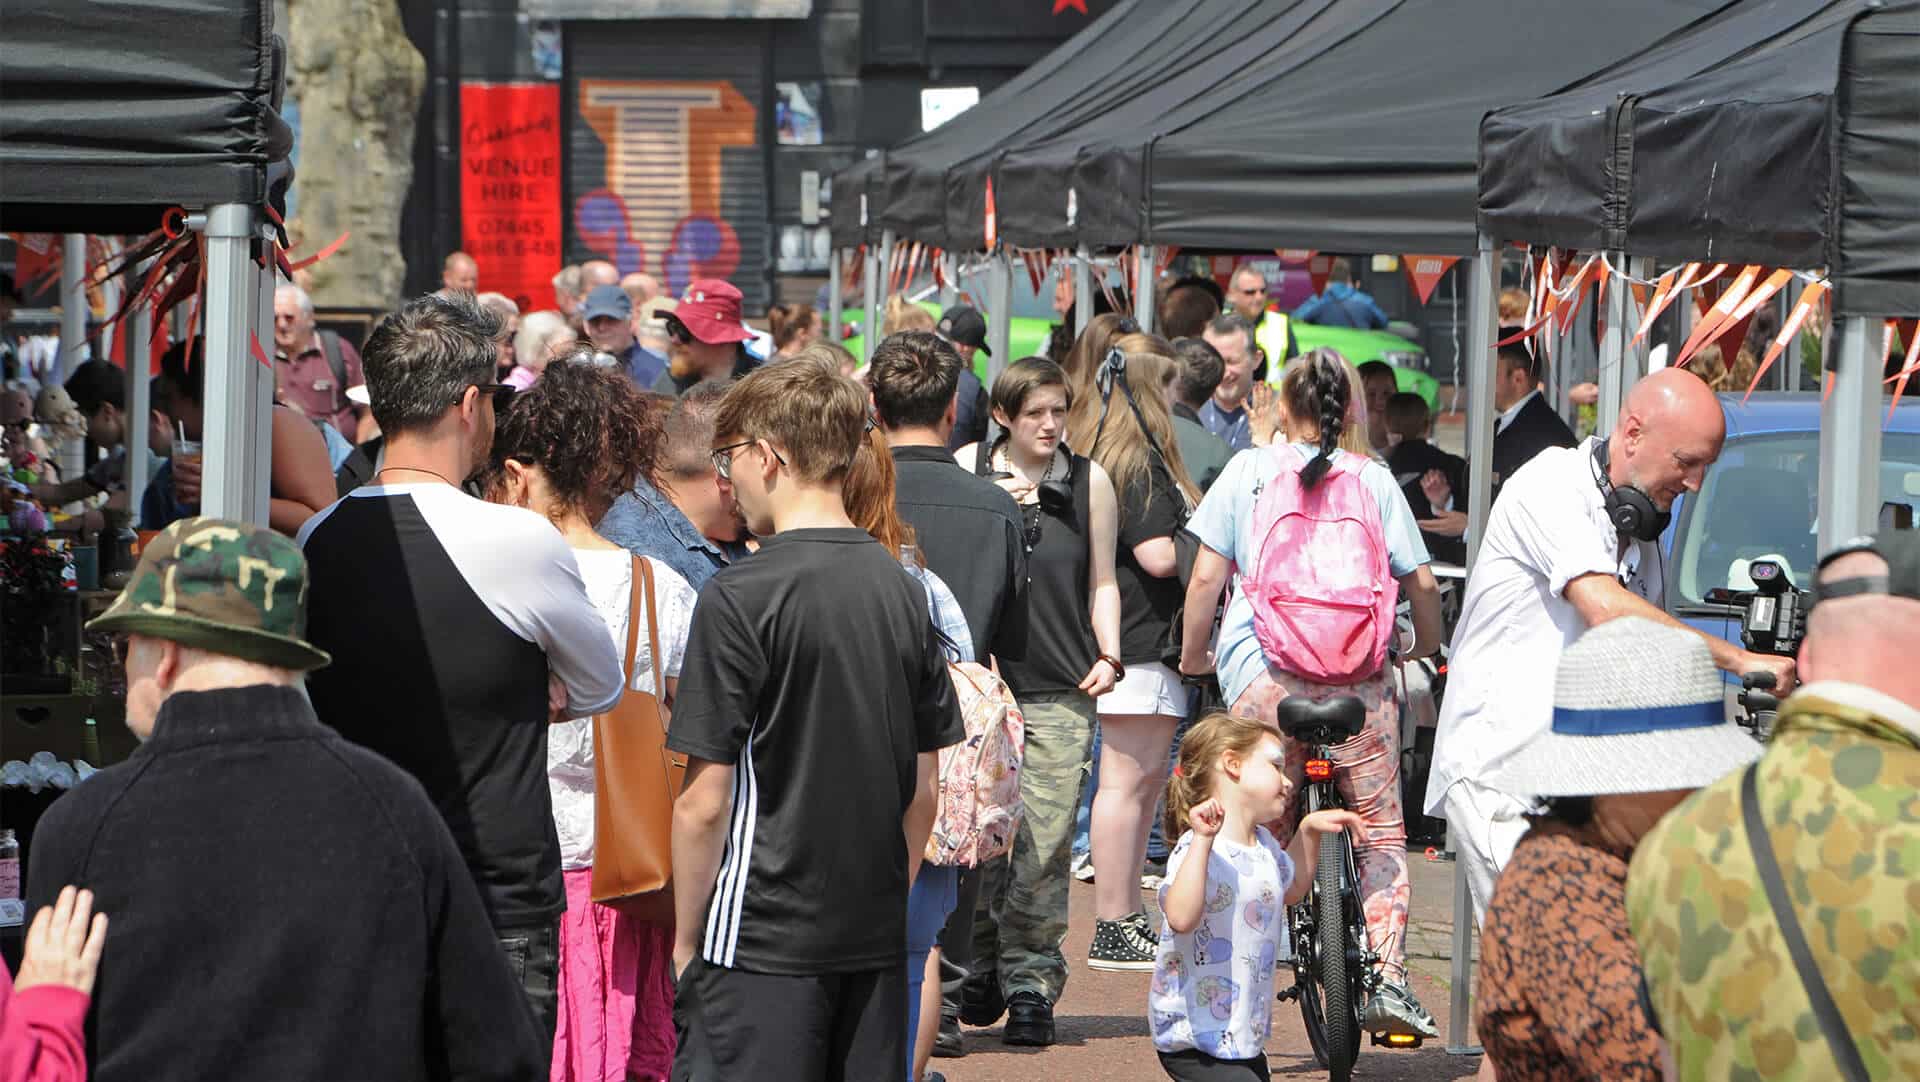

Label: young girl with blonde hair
[1151,713,1362,1080]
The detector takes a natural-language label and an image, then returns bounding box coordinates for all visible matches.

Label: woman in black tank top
[955,357,1122,1029]
[964,359,1123,697]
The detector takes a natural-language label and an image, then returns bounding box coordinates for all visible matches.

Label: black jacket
[24,685,543,1082]
[1493,393,1578,493]
[1388,438,1469,565]
[890,444,1029,663]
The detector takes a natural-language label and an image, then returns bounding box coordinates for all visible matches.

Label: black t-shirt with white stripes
[668,528,963,975]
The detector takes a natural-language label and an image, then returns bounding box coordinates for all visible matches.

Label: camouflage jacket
[1627,688,1920,1082]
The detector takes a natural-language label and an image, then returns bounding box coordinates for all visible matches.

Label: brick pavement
[936,851,1484,1081]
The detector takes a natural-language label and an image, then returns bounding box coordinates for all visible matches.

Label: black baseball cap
[937,305,990,356]
[1815,530,1920,604]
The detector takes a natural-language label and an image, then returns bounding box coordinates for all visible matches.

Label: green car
[844,307,1437,408]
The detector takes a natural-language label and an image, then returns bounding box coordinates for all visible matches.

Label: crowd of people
[3,251,1914,1082]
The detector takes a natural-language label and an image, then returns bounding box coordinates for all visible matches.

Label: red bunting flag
[1402,255,1461,305]
[1306,253,1334,298]
[984,178,998,251]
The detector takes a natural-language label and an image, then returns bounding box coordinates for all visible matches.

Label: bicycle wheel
[1292,902,1332,1068]
[1317,831,1359,1082]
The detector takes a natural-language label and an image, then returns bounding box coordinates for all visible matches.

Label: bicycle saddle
[1276,696,1366,742]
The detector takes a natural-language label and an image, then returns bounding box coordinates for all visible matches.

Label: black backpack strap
[318,329,349,413]
[1740,763,1872,1082]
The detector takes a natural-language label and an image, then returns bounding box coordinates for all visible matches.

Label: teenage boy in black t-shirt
[668,361,964,1081]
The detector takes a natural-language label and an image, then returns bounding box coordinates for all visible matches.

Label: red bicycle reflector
[1305,759,1334,782]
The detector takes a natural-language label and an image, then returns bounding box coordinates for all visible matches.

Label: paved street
[939,852,1484,1081]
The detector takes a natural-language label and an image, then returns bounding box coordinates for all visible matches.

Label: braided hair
[1282,347,1351,489]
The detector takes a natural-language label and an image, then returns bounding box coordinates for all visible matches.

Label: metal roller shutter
[566,23,772,312]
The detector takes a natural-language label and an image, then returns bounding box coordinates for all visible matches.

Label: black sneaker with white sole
[1088,914,1158,970]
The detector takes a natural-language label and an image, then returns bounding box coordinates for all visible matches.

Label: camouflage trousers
[970,692,1096,1002]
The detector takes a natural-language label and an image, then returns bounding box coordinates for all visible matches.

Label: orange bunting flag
[984,178,998,251]
[1276,249,1314,263]
[1402,255,1461,305]
[1886,322,1920,422]
[1675,264,1762,367]
[1744,279,1827,404]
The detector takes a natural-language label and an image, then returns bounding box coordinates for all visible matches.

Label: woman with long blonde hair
[1066,330,1208,971]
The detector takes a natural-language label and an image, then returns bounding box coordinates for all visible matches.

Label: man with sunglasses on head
[652,279,761,397]
[297,293,625,1053]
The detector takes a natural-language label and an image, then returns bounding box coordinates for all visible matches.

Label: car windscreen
[1672,431,1920,606]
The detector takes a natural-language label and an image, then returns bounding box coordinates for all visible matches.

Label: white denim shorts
[1097,661,1192,718]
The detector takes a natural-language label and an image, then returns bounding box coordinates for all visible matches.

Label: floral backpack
[925,650,1026,868]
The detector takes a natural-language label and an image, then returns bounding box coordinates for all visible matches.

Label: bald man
[620,272,659,308]
[580,260,619,291]
[1426,368,1796,923]
[1630,531,1920,1081]
[440,252,479,295]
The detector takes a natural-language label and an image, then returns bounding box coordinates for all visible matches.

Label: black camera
[1739,557,1808,658]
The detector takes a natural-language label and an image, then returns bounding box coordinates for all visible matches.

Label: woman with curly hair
[483,354,698,1082]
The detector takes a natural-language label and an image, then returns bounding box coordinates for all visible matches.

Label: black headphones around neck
[1592,439,1670,542]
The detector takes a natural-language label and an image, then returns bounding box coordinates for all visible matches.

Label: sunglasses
[666,319,693,346]
[711,439,786,481]
[112,636,132,667]
[474,382,515,411]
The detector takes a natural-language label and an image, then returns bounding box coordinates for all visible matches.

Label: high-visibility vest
[1255,310,1298,383]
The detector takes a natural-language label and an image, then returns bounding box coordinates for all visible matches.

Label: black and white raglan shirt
[668,527,964,975]
[298,481,625,929]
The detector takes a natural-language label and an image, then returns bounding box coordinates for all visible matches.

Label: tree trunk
[286,0,426,308]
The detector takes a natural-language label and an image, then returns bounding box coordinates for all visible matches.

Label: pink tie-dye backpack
[1243,448,1395,685]
[925,659,1026,867]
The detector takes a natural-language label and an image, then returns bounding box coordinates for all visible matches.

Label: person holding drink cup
[143,337,336,537]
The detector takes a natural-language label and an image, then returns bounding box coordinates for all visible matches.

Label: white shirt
[549,550,697,869]
[1150,827,1296,1060]
[1495,388,1541,434]
[1423,438,1663,815]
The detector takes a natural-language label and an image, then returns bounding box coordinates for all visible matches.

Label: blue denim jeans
[1072,722,1100,860]
[905,863,960,1079]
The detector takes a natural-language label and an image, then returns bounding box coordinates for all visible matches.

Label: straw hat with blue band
[1490,617,1760,798]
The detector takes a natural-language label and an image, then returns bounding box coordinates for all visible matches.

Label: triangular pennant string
[1885,325,1920,423]
[1675,265,1762,367]
[1745,280,1827,403]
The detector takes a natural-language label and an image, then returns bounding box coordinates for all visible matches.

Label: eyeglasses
[111,636,131,668]
[711,439,786,481]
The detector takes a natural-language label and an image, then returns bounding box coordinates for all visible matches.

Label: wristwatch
[1096,653,1126,682]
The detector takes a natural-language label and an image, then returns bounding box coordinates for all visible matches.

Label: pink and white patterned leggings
[1230,664,1410,980]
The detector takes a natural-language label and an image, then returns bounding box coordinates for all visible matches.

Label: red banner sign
[460,83,563,314]
[1401,254,1460,305]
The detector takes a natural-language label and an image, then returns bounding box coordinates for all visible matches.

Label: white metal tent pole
[57,234,88,498]
[252,240,274,518]
[1074,245,1093,338]
[874,230,896,360]
[939,251,958,310]
[862,241,881,365]
[125,292,152,522]
[827,249,842,350]
[987,248,1013,385]
[1817,316,1883,552]
[1134,245,1155,333]
[1597,251,1629,437]
[199,203,267,525]
[1446,232,1498,1058]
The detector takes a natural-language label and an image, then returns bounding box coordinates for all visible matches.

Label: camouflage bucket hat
[87,517,331,671]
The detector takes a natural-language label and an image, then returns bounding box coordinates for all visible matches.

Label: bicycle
[1272,695,1424,1082]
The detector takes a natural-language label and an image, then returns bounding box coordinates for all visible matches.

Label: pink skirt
[552,868,676,1082]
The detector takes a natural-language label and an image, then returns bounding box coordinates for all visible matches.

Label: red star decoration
[1053,0,1088,12]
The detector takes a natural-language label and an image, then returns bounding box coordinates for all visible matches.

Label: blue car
[1663,391,1920,666]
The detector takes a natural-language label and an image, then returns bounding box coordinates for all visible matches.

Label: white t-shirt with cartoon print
[1149,826,1295,1060]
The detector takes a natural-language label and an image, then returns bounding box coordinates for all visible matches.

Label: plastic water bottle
[0,829,21,929]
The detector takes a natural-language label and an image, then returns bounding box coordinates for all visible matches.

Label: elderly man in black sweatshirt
[24,517,543,1082]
